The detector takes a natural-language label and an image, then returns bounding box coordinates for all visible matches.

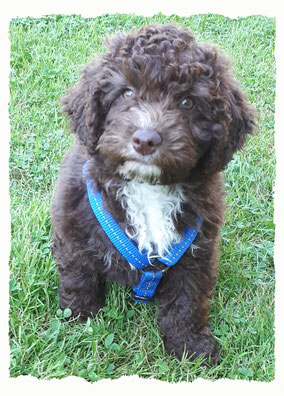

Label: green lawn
[9,13,275,382]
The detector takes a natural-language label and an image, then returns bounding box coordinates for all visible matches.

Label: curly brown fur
[51,24,256,364]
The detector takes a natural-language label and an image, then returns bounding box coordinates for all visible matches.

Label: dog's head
[61,24,256,184]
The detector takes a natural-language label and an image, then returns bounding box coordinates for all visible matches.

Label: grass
[9,13,275,382]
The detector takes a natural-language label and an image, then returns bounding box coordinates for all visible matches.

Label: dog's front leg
[58,265,105,322]
[157,268,219,364]
[53,236,105,321]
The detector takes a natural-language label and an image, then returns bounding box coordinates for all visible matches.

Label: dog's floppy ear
[61,63,105,155]
[61,34,128,155]
[197,47,257,174]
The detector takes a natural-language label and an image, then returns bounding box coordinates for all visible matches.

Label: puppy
[51,24,256,363]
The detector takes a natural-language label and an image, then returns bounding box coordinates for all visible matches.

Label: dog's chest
[117,181,185,257]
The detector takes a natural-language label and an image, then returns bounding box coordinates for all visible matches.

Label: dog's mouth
[115,138,164,184]
[118,160,162,184]
[116,141,195,185]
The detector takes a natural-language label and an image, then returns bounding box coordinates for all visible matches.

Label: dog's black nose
[131,129,162,155]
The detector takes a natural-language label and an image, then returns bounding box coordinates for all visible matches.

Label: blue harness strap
[83,162,203,303]
[86,181,150,271]
[132,271,163,303]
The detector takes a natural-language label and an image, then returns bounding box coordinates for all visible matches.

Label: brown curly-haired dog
[51,24,256,363]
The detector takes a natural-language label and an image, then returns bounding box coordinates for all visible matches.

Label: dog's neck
[116,180,186,258]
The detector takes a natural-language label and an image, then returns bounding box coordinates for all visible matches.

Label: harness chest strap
[83,162,203,303]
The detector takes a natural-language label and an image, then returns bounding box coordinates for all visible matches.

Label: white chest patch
[116,181,186,259]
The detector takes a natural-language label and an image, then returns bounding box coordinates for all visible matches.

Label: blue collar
[83,162,203,303]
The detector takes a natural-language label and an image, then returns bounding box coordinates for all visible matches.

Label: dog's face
[99,86,199,184]
[62,25,256,184]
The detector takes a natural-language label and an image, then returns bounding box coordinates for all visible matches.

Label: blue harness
[83,162,203,303]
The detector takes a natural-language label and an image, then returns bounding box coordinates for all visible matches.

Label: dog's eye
[180,98,194,110]
[122,89,134,98]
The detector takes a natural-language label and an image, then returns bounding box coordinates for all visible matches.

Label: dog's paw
[163,327,219,365]
[59,291,104,322]
[61,303,103,322]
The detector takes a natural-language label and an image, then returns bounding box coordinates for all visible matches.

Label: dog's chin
[118,160,162,184]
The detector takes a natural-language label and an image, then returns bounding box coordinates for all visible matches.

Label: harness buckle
[131,291,154,303]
